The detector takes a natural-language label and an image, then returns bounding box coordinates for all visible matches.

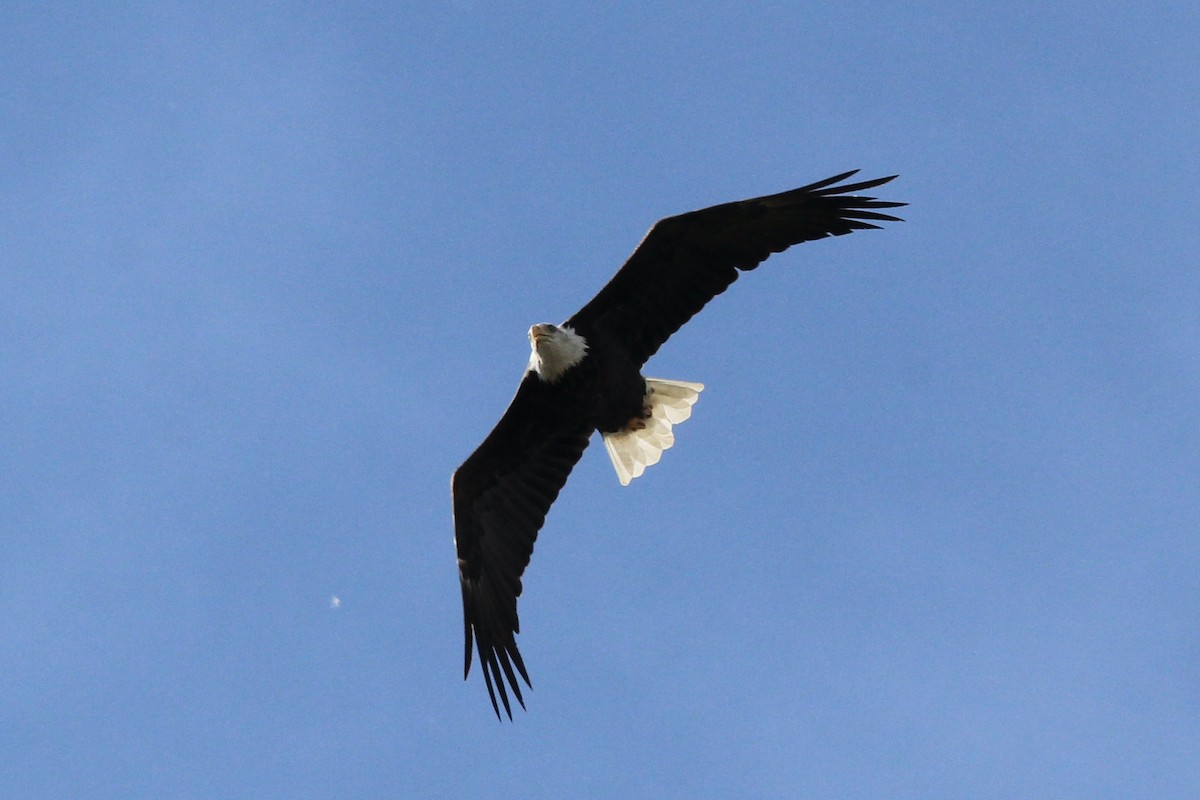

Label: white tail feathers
[601,378,704,486]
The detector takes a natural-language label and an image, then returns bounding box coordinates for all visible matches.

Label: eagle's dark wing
[567,171,904,366]
[452,372,593,719]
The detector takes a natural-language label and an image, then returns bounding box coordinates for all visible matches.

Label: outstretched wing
[567,171,904,366]
[452,372,593,719]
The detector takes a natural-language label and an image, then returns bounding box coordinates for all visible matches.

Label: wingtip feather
[790,169,859,194]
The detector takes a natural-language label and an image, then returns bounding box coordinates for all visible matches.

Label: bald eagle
[453,170,904,718]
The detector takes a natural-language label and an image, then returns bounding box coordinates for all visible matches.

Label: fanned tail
[602,378,704,485]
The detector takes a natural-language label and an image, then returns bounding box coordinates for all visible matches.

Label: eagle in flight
[452,170,904,718]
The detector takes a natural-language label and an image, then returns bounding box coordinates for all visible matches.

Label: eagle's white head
[528,323,588,383]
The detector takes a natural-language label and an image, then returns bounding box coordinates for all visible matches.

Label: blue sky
[3,2,1199,797]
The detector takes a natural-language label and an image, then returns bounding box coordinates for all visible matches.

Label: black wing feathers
[452,373,592,719]
[567,171,904,365]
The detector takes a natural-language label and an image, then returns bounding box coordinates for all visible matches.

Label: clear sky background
[3,3,1198,798]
